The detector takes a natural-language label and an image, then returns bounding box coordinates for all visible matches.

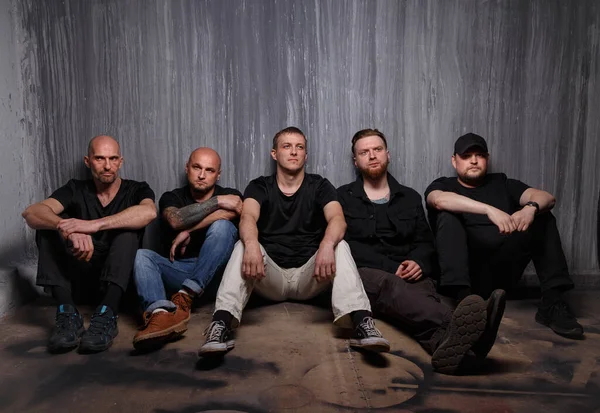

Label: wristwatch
[524,201,540,213]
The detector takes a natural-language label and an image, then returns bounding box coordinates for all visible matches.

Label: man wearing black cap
[425,133,583,339]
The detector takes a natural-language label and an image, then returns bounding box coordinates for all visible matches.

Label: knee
[206,220,238,240]
[436,211,463,229]
[134,249,157,271]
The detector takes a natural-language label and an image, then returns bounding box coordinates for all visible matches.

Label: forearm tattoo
[164,197,219,229]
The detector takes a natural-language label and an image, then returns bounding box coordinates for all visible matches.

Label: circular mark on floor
[301,353,423,408]
[258,384,314,409]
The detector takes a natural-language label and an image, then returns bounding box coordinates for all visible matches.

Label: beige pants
[214,240,371,329]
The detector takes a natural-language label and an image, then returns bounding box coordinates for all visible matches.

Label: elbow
[148,208,158,222]
[547,196,556,210]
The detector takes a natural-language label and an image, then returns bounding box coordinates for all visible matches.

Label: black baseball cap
[454,133,488,155]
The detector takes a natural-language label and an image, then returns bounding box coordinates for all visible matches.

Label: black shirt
[337,174,437,276]
[159,185,242,259]
[244,174,338,268]
[424,173,530,230]
[50,178,155,249]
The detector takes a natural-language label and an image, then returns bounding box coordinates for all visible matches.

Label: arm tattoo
[164,197,219,229]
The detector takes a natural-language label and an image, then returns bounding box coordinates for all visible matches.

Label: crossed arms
[426,187,556,234]
[163,195,242,261]
[22,197,157,262]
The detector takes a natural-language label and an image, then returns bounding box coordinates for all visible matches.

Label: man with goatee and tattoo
[426,133,583,339]
[337,129,505,374]
[199,126,390,357]
[22,135,157,353]
[132,147,242,351]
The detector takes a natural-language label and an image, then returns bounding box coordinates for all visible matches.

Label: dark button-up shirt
[337,173,437,277]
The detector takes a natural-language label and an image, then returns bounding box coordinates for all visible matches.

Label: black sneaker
[471,289,506,360]
[536,300,583,339]
[79,305,119,353]
[349,317,390,353]
[48,304,85,353]
[431,295,487,375]
[198,321,235,357]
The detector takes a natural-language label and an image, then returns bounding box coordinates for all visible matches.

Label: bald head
[188,147,221,170]
[88,135,121,157]
[186,147,222,195]
[84,135,123,185]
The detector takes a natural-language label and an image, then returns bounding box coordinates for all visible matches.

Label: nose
[290,146,297,155]
[103,159,111,170]
[469,155,478,163]
[369,150,376,159]
[199,170,206,179]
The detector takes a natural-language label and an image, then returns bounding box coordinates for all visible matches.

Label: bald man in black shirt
[23,135,157,353]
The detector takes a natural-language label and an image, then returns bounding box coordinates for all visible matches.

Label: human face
[452,150,489,187]
[84,138,122,185]
[353,135,390,180]
[186,149,221,195]
[270,133,307,173]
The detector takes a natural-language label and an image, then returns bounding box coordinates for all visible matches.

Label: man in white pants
[198,127,390,357]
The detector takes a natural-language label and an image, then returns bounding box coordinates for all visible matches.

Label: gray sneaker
[198,321,235,357]
[349,317,390,353]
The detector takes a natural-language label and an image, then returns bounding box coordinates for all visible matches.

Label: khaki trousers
[214,240,371,328]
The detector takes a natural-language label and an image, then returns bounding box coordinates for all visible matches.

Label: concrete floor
[1,290,600,413]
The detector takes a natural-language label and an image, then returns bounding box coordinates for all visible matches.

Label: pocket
[388,208,418,238]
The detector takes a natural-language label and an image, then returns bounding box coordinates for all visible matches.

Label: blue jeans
[134,220,238,313]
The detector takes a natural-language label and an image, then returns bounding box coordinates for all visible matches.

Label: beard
[96,173,117,184]
[359,159,389,180]
[458,169,486,186]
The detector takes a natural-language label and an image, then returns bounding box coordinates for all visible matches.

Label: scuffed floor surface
[1,290,599,413]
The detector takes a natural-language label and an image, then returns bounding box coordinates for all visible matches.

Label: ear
[270,148,277,161]
[84,155,90,169]
[353,156,357,168]
[451,155,457,169]
[117,156,123,169]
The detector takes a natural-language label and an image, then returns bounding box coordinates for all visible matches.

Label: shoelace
[87,312,115,336]
[360,318,382,337]
[55,312,80,332]
[172,294,191,312]
[203,321,225,342]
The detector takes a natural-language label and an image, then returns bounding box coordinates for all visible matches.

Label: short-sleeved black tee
[50,179,155,246]
[243,174,338,268]
[424,173,529,229]
[158,185,242,259]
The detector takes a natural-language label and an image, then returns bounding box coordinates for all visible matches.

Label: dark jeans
[434,211,574,298]
[36,229,141,297]
[358,268,452,354]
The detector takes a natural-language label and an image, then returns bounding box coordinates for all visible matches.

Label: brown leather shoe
[132,309,189,351]
[171,291,193,322]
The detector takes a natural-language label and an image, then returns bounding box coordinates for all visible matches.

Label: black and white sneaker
[48,304,85,353]
[79,305,118,353]
[198,321,235,357]
[349,317,390,353]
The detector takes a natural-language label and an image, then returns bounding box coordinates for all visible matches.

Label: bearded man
[338,129,504,374]
[425,132,583,339]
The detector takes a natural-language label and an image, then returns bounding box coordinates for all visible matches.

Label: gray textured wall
[15,0,600,278]
[0,0,30,262]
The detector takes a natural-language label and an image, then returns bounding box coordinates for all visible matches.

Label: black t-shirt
[159,185,242,259]
[373,201,396,239]
[424,173,529,229]
[50,179,155,248]
[244,174,338,268]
